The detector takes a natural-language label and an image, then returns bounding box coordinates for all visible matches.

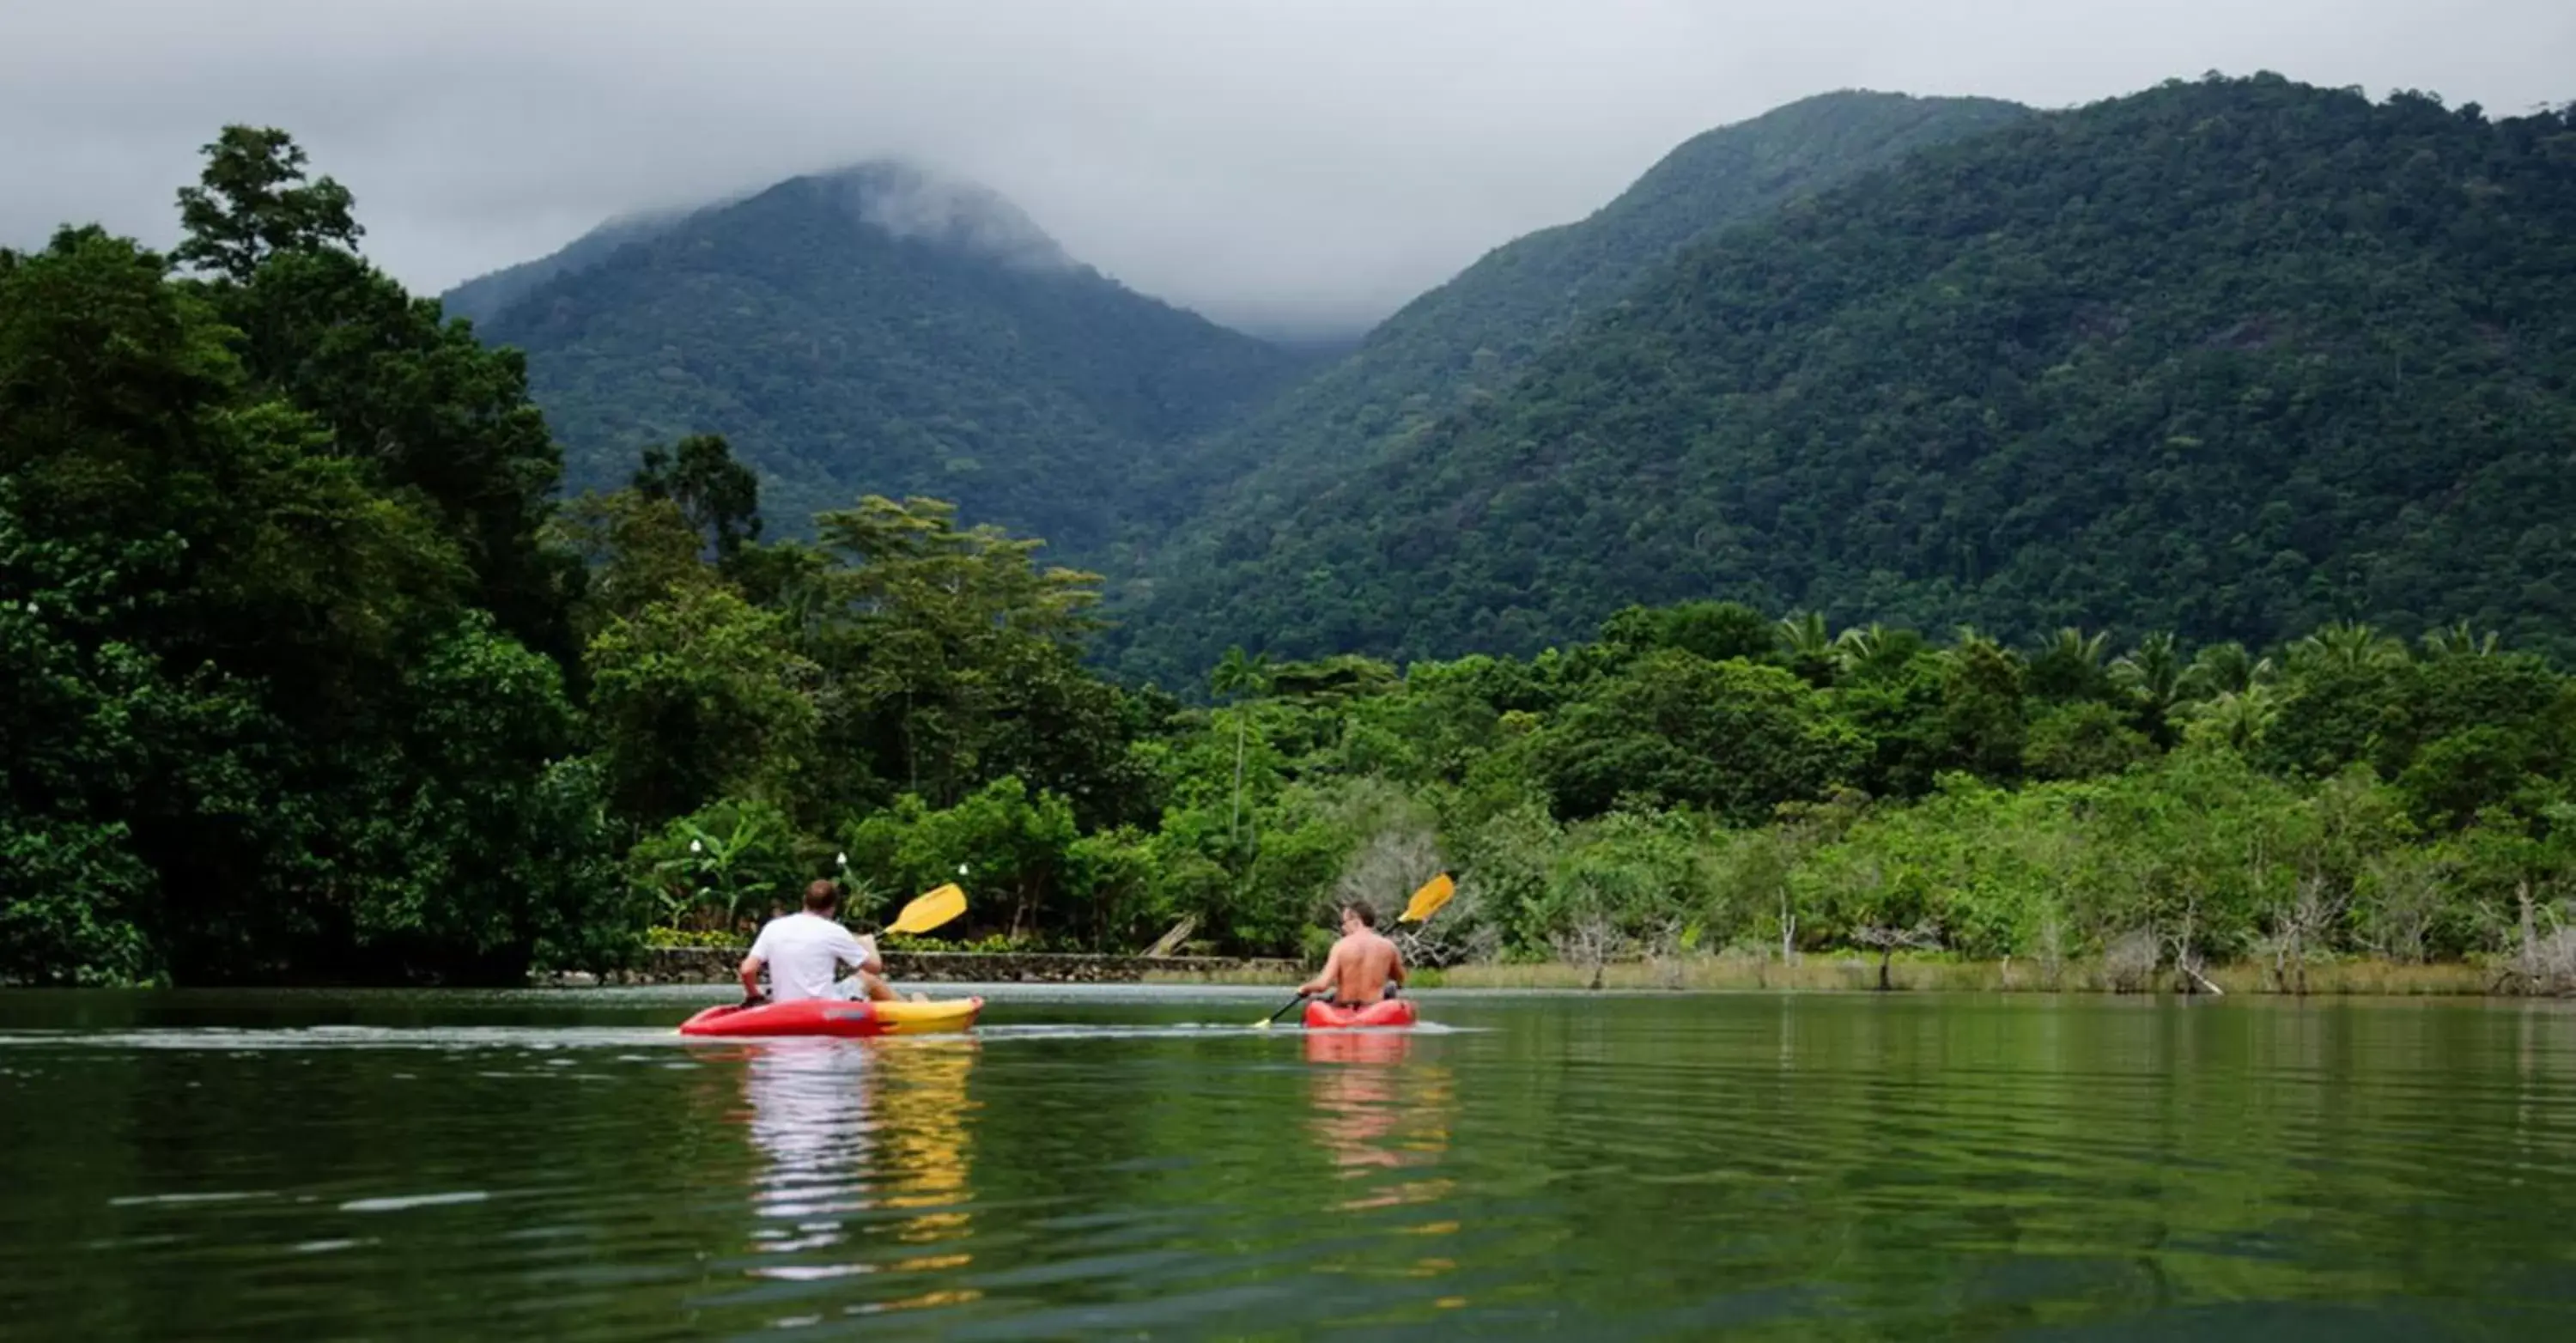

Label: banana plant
[649,809,789,933]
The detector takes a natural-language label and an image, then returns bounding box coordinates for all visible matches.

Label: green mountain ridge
[1109,90,2033,571]
[440,205,700,329]
[455,161,1313,556]
[1111,75,2576,679]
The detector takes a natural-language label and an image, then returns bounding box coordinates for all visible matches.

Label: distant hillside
[440,208,695,329]
[1114,76,2576,678]
[450,162,1311,555]
[1109,92,2032,567]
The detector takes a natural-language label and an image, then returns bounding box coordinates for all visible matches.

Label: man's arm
[1297,942,1343,998]
[739,925,774,1002]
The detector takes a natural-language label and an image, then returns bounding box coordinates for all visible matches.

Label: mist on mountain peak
[815,160,1074,272]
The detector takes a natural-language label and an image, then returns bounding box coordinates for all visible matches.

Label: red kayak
[1303,998,1419,1030]
[677,996,984,1038]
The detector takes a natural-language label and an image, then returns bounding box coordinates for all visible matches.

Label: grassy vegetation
[1434,956,2500,995]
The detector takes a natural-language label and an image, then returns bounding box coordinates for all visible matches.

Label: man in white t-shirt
[738,880,895,1005]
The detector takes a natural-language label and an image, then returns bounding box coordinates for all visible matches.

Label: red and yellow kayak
[1303,998,1419,1030]
[678,996,984,1038]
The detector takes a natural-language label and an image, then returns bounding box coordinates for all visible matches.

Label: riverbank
[531,947,2569,996]
[1427,956,2525,995]
[533,948,1302,988]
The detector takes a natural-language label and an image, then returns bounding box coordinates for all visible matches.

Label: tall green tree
[3,222,613,985]
[584,585,819,828]
[177,125,580,665]
[799,496,1121,815]
[1209,647,1275,854]
[633,433,762,563]
[172,125,361,281]
[1937,632,2028,782]
[1534,650,1863,823]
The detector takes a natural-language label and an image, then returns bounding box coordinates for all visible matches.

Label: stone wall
[535,948,1300,988]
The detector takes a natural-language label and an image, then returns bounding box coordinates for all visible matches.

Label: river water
[3,986,2573,1339]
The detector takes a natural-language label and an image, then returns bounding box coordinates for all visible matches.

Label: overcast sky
[4,1,2569,336]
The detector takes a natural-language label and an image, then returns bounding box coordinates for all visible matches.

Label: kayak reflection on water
[1305,1026,1463,1303]
[730,1037,982,1308]
[1304,1030,1454,1206]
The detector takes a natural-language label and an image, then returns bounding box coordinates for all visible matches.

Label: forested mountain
[1112,76,2576,681]
[1112,92,2031,568]
[450,162,1312,555]
[14,120,2576,994]
[438,206,696,329]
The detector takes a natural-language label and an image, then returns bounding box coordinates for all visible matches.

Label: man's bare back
[1300,903,1406,1006]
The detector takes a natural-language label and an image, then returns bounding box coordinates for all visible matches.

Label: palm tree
[2110,631,2186,738]
[2029,626,2111,700]
[1832,623,1890,676]
[2184,641,2275,698]
[1208,646,1273,852]
[1777,611,1834,684]
[1832,622,1943,682]
[1943,624,2010,668]
[2179,684,2280,754]
[2420,621,2500,659]
[2293,620,2407,672]
[2044,627,2111,668]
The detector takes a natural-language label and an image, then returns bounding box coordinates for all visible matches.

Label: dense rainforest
[1114,75,2576,682]
[455,161,1314,558]
[3,130,605,985]
[1118,90,2031,577]
[9,96,2576,992]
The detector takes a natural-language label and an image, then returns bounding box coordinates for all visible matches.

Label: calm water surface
[3,987,2573,1339]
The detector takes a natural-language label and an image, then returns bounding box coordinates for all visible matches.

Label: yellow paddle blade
[887,883,967,936]
[1400,873,1456,925]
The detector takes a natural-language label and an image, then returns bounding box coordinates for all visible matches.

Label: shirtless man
[738,880,897,1006]
[1297,901,1406,1006]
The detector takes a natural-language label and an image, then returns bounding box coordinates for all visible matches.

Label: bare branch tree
[2034,915,2068,991]
[2358,852,2440,965]
[2257,873,2342,995]
[2104,929,2160,994]
[1851,921,1941,991]
[1333,818,1443,917]
[1552,908,1625,991]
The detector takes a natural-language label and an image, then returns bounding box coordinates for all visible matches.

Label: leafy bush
[0,819,160,987]
[628,798,817,935]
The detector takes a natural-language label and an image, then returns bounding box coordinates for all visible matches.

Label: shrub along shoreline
[530,950,2542,997]
[534,947,1301,988]
[1431,957,2522,997]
